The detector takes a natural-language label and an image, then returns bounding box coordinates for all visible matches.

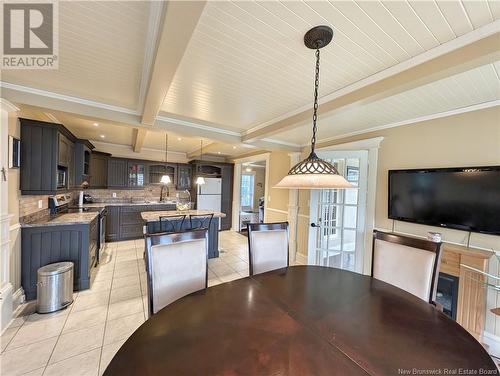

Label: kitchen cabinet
[106,206,121,242]
[74,140,94,186]
[148,163,176,186]
[20,118,78,195]
[89,151,109,188]
[21,217,99,300]
[177,164,192,190]
[107,158,128,188]
[220,164,234,231]
[127,161,147,187]
[68,141,75,188]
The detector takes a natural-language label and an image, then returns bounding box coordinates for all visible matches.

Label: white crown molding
[0,98,19,113]
[156,114,241,136]
[0,81,140,115]
[309,100,500,147]
[317,136,384,151]
[137,1,166,113]
[243,20,500,136]
[260,138,302,148]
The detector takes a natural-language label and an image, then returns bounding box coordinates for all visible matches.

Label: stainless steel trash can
[37,262,74,314]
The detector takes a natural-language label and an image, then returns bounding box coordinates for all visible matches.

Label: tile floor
[0,231,297,376]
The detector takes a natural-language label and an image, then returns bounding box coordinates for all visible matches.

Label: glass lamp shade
[195,176,206,185]
[275,152,352,189]
[160,175,171,184]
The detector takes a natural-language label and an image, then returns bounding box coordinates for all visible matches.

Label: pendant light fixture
[195,139,206,185]
[275,26,352,190]
[159,133,171,202]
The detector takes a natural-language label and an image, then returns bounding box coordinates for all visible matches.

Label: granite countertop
[141,210,226,222]
[21,212,99,228]
[82,201,177,208]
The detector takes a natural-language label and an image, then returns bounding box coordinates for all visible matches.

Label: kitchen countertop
[141,210,226,222]
[21,212,99,228]
[82,201,177,208]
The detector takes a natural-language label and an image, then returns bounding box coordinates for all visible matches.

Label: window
[241,173,255,208]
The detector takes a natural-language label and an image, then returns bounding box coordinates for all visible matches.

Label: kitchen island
[21,212,99,300]
[141,210,226,259]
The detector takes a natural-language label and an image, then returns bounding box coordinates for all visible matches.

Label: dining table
[104,265,497,375]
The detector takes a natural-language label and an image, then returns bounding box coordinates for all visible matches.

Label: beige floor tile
[63,306,107,333]
[72,291,110,313]
[99,339,126,375]
[208,278,223,287]
[50,323,105,364]
[114,259,137,269]
[24,308,70,325]
[219,273,242,283]
[44,348,100,376]
[107,297,144,322]
[6,317,26,330]
[7,315,66,350]
[211,263,235,276]
[231,260,249,272]
[1,327,19,353]
[79,279,113,296]
[92,270,114,282]
[111,274,140,290]
[0,337,57,376]
[103,312,144,345]
[22,367,45,376]
[109,285,141,304]
[112,266,138,279]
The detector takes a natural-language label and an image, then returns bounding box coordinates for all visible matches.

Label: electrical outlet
[38,200,43,209]
[112,192,117,198]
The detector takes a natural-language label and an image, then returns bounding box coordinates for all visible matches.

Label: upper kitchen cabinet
[74,140,94,187]
[148,163,176,186]
[128,160,147,187]
[89,151,110,188]
[19,118,77,195]
[107,158,128,188]
[177,164,192,190]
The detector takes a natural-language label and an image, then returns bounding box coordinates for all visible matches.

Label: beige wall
[295,106,500,257]
[266,151,290,213]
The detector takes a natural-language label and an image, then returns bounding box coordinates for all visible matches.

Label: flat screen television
[388,166,500,235]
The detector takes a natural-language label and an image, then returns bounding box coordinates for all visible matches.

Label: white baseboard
[483,331,500,358]
[12,287,25,312]
[0,283,13,334]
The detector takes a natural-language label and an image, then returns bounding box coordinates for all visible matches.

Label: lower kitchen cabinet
[21,218,99,300]
[105,204,176,242]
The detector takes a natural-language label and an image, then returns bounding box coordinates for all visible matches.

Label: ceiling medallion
[275,25,352,190]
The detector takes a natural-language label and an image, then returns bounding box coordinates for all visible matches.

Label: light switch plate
[112,192,117,198]
[38,200,43,209]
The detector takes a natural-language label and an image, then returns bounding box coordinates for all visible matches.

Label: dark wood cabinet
[58,134,72,167]
[177,164,192,190]
[74,140,94,186]
[127,161,147,187]
[107,159,128,188]
[89,152,109,188]
[148,163,176,186]
[68,141,75,188]
[106,206,121,242]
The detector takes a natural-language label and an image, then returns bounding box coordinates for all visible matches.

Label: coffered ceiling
[1,0,499,156]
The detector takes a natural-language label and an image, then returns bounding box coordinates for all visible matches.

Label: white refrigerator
[197,177,222,212]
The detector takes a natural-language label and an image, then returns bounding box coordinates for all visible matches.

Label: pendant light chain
[165,133,168,164]
[310,47,320,154]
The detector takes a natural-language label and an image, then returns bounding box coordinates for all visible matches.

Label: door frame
[307,137,383,275]
[307,150,368,273]
[231,153,270,232]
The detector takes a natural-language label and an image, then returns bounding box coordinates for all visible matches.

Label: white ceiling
[2,0,499,156]
[2,1,152,109]
[162,0,499,130]
[271,61,500,145]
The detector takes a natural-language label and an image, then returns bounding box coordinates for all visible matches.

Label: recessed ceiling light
[177,137,182,141]
[100,134,105,138]
[93,122,99,127]
[233,146,237,149]
[217,152,221,154]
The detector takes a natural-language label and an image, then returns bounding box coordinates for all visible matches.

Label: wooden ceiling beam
[132,128,148,153]
[141,1,206,126]
[242,30,500,143]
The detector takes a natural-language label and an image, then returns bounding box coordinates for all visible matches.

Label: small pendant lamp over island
[275,26,352,190]
[195,139,206,185]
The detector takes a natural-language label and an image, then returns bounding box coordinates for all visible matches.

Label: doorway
[239,161,266,234]
[307,150,368,273]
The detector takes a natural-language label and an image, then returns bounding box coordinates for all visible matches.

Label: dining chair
[247,222,289,276]
[189,214,214,230]
[159,215,186,233]
[372,230,442,303]
[144,229,209,317]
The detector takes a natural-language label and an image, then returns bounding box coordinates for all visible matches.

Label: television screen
[388,167,500,235]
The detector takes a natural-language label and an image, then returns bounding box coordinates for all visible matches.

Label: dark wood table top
[104,266,496,375]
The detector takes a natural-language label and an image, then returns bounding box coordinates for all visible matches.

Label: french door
[307,150,368,273]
